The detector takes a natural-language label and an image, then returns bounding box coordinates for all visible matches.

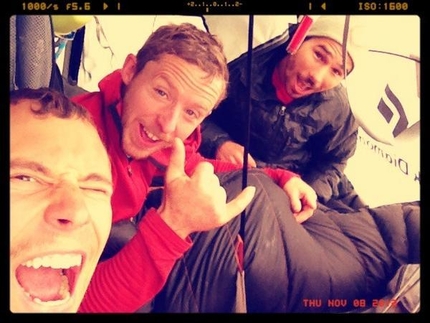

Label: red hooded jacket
[73,70,298,312]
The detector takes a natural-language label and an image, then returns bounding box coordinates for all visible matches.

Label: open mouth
[294,77,311,96]
[141,125,161,142]
[15,253,82,306]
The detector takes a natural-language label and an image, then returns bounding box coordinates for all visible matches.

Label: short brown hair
[10,87,93,122]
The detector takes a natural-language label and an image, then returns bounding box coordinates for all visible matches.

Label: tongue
[16,265,66,301]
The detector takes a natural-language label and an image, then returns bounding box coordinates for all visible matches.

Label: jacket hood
[98,69,202,167]
[99,69,123,110]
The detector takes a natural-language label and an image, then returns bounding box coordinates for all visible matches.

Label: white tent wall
[343,15,420,207]
[63,14,420,208]
[61,15,208,92]
[203,15,298,62]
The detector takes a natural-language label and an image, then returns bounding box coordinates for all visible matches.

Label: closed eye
[80,173,112,197]
[81,186,110,194]
[80,185,112,198]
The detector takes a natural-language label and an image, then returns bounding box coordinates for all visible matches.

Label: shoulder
[72,91,102,107]
[71,91,109,132]
[320,84,349,105]
[72,92,103,113]
[318,85,352,117]
[301,85,355,127]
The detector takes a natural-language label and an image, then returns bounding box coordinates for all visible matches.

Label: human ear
[121,54,137,85]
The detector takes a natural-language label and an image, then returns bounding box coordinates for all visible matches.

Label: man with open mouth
[10,87,113,312]
[199,15,368,210]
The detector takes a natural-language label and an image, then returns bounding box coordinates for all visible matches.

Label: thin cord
[369,49,420,63]
[240,14,254,239]
[341,15,350,78]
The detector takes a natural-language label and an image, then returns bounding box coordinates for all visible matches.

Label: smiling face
[278,36,353,99]
[10,99,113,313]
[120,53,225,160]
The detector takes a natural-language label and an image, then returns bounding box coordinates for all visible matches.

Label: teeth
[59,274,70,296]
[22,254,82,269]
[143,128,160,141]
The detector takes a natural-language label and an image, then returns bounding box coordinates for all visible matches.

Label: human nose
[157,107,181,134]
[309,66,329,88]
[44,182,90,230]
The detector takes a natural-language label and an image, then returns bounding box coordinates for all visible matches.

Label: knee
[246,169,292,210]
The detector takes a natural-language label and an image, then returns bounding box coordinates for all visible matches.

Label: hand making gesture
[158,138,256,239]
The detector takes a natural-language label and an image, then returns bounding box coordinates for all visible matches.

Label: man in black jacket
[200,16,368,209]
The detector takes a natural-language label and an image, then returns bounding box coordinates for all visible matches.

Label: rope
[240,14,254,238]
[341,16,350,78]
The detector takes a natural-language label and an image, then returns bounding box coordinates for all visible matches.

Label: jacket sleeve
[186,152,299,190]
[78,209,191,313]
[199,114,233,159]
[303,106,359,203]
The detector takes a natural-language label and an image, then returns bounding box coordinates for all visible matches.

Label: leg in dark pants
[152,168,334,313]
[152,168,394,313]
[152,169,290,312]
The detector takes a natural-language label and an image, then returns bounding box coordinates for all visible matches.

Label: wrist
[157,206,190,240]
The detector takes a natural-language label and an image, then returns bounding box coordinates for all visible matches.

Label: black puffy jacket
[200,24,360,205]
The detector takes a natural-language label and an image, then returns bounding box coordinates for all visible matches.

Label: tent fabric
[10,15,63,92]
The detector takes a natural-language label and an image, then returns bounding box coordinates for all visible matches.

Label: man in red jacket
[72,22,317,312]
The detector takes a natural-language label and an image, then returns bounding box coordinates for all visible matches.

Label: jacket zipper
[272,106,287,143]
[126,155,133,177]
[279,105,286,116]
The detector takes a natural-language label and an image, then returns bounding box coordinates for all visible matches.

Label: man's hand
[158,138,256,239]
[282,177,317,223]
[216,141,257,168]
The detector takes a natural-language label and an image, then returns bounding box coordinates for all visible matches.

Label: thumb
[289,194,302,213]
[165,137,186,182]
[225,186,256,218]
[248,154,257,168]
